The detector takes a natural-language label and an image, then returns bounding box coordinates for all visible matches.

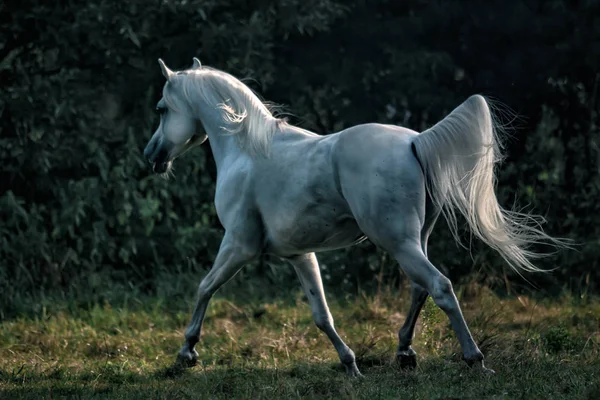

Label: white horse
[143,58,566,377]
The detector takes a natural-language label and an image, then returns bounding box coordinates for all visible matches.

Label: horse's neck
[196,108,242,173]
[203,129,239,173]
[195,101,313,172]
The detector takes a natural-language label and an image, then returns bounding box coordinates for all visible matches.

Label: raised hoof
[176,348,199,368]
[344,362,363,378]
[396,349,417,370]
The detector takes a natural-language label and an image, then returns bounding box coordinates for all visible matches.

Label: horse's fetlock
[340,347,356,365]
[184,324,200,345]
[463,350,484,364]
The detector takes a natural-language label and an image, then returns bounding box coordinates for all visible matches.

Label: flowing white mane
[167,66,283,156]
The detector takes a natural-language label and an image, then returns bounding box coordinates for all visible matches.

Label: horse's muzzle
[144,139,171,173]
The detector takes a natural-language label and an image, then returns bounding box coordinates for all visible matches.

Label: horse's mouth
[152,160,172,174]
[146,133,205,175]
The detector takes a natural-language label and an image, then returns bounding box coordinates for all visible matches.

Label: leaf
[127,26,141,48]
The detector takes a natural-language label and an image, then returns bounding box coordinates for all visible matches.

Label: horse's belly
[264,213,366,256]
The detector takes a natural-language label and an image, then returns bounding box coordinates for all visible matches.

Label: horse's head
[143,58,208,174]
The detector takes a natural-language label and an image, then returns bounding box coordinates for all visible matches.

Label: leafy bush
[1,0,599,318]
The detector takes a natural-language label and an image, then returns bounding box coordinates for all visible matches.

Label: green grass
[1,285,599,399]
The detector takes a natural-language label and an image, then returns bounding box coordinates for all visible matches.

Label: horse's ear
[158,58,173,80]
[192,57,202,69]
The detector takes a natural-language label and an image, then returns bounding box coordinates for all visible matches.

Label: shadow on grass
[0,355,468,399]
[3,355,600,400]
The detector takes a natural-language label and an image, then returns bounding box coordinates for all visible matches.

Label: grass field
[1,284,599,399]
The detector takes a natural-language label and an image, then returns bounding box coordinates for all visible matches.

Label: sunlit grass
[1,285,599,399]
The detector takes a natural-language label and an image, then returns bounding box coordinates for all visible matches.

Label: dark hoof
[176,348,199,368]
[396,349,417,370]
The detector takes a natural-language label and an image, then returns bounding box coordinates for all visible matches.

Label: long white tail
[411,94,567,273]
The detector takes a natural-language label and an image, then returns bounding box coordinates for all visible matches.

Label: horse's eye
[155,107,167,115]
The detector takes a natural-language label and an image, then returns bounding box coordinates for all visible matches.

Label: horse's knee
[197,277,215,300]
[394,243,456,312]
[236,242,261,261]
[313,311,333,332]
[429,276,457,312]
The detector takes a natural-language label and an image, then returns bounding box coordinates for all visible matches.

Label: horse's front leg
[177,232,259,367]
[287,253,362,378]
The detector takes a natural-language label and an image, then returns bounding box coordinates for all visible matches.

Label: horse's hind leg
[396,282,428,369]
[287,253,361,378]
[353,192,491,372]
[393,241,494,373]
[396,203,440,369]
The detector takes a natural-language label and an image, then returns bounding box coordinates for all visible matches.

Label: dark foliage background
[1,0,598,318]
